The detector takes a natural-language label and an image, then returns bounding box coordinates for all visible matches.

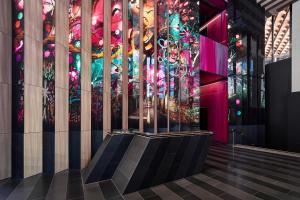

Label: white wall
[292,1,300,92]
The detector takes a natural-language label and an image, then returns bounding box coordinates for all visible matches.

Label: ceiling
[256,0,296,16]
[264,8,290,58]
[257,0,296,58]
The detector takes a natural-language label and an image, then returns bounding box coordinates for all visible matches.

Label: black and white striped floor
[1,143,300,200]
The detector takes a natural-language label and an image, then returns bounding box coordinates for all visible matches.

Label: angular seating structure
[82,131,213,194]
[112,132,213,194]
[82,132,134,184]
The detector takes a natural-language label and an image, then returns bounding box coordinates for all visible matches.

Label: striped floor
[1,143,300,200]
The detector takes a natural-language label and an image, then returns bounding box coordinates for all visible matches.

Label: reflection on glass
[43,0,56,131]
[69,0,81,130]
[168,0,180,131]
[157,0,168,132]
[91,0,103,155]
[189,0,201,130]
[12,0,25,132]
[143,0,155,132]
[128,0,140,129]
[111,0,123,130]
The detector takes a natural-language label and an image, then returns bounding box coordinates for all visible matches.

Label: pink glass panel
[200,36,228,77]
[200,81,228,143]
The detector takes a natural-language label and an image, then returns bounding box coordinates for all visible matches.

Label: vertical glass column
[69,0,81,169]
[168,0,180,132]
[111,0,123,130]
[69,0,81,130]
[143,0,155,132]
[42,0,56,174]
[12,0,25,133]
[179,0,192,131]
[42,0,55,130]
[128,0,140,130]
[190,1,201,130]
[12,0,25,178]
[157,0,169,132]
[91,0,103,156]
[178,0,200,131]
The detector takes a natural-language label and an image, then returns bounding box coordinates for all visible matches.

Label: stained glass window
[168,0,181,131]
[42,0,56,131]
[10,0,213,136]
[128,0,140,130]
[180,0,200,131]
[91,0,103,155]
[69,0,81,131]
[111,0,123,130]
[157,0,169,132]
[12,0,25,132]
[143,0,155,132]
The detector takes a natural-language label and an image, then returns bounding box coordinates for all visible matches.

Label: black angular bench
[82,132,134,184]
[112,131,213,194]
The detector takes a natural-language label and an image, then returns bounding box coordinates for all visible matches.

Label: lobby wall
[9,0,93,178]
[265,59,291,151]
[266,58,300,153]
[2,0,228,180]
[0,0,12,180]
[292,1,300,92]
[288,0,300,152]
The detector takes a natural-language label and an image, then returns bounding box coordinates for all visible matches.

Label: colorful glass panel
[168,0,180,131]
[128,0,140,129]
[143,0,155,132]
[187,1,200,129]
[157,0,169,132]
[91,0,104,130]
[179,0,191,131]
[12,0,25,132]
[91,0,103,155]
[111,0,123,130]
[69,0,81,130]
[42,0,56,131]
[179,0,200,130]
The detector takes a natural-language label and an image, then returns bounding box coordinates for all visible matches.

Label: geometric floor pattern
[1,143,300,200]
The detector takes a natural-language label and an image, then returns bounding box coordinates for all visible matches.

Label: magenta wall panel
[200,81,228,143]
[207,11,228,45]
[200,36,228,77]
[208,0,227,11]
